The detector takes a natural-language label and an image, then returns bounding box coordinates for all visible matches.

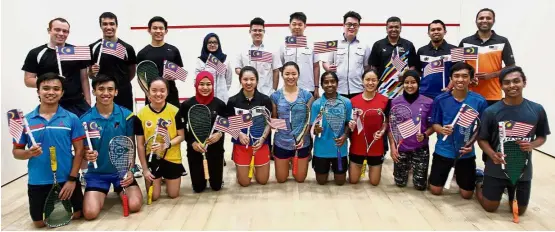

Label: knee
[369,179,380,186]
[168,193,179,199]
[395,182,407,188]
[129,198,143,213]
[256,179,268,185]
[482,204,499,212]
[210,184,223,191]
[349,179,359,184]
[295,178,305,183]
[518,207,528,215]
[193,185,207,193]
[276,177,287,183]
[429,186,443,196]
[460,191,474,200]
[316,178,328,185]
[83,207,99,220]
[72,211,82,220]
[33,221,46,228]
[414,185,426,191]
[335,179,346,186]
[238,179,251,187]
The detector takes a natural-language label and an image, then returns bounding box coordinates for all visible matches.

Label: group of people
[13,8,550,228]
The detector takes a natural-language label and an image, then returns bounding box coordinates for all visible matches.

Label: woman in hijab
[195,33,233,103]
[388,70,434,190]
[180,71,227,193]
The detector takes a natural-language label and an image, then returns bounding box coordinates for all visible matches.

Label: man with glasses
[322,11,371,99]
[235,17,282,97]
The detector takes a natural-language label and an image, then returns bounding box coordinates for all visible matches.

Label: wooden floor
[2,136,555,231]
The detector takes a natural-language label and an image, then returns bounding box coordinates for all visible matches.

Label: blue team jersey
[14,106,85,185]
[80,104,135,174]
[310,94,352,158]
[431,91,488,159]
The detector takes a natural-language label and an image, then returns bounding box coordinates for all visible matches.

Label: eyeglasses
[207,41,219,45]
[250,29,265,33]
[344,23,360,28]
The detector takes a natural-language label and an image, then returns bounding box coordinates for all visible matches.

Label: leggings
[393,146,430,190]
[186,150,224,193]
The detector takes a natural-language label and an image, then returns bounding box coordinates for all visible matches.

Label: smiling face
[451,69,472,91]
[362,71,379,93]
[197,78,213,97]
[148,80,168,104]
[240,71,257,92]
[428,23,445,43]
[501,72,525,98]
[38,79,64,105]
[403,76,419,94]
[93,81,117,106]
[476,11,495,32]
[282,65,299,87]
[100,17,117,38]
[148,21,167,42]
[289,18,306,36]
[207,36,219,53]
[344,17,360,38]
[321,74,338,95]
[250,25,264,43]
[48,20,69,46]
[386,21,401,39]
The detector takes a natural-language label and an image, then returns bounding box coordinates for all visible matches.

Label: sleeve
[272,51,282,70]
[478,109,494,140]
[364,44,372,67]
[174,48,184,67]
[535,105,551,138]
[174,109,185,130]
[226,98,236,117]
[384,99,392,117]
[369,42,380,67]
[279,46,285,65]
[415,48,423,72]
[225,60,233,90]
[235,52,244,69]
[408,43,419,69]
[310,100,320,125]
[195,58,204,76]
[134,116,144,136]
[126,45,137,65]
[264,97,273,115]
[431,97,443,125]
[71,116,86,142]
[312,48,320,63]
[22,50,38,73]
[345,99,353,122]
[88,44,96,66]
[501,39,516,66]
[125,113,135,137]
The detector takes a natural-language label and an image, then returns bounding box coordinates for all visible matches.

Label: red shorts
[232,144,270,166]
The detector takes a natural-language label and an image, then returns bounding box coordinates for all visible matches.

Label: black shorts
[349,154,384,166]
[429,153,476,191]
[273,146,310,159]
[482,175,531,206]
[312,156,348,174]
[28,181,84,222]
[151,158,186,180]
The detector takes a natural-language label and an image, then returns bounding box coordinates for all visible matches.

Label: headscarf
[400,70,421,104]
[195,71,214,105]
[199,33,227,63]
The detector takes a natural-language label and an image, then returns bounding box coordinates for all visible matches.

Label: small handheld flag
[249,50,273,63]
[163,60,188,82]
[314,40,338,54]
[285,36,307,48]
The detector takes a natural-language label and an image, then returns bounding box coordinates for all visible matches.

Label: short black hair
[343,11,361,24]
[476,8,496,20]
[361,69,380,80]
[281,61,300,74]
[148,16,167,30]
[499,66,526,84]
[147,76,169,90]
[250,17,265,28]
[428,19,446,31]
[386,16,401,25]
[48,17,70,29]
[289,12,307,24]
[92,74,119,90]
[99,12,118,26]
[239,66,259,82]
[450,62,475,78]
[320,71,338,86]
[36,72,65,91]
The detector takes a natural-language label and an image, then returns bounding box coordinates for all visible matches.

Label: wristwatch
[67,175,78,182]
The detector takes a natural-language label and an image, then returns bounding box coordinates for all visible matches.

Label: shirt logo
[424,57,429,61]
[382,48,387,52]
[398,47,405,53]
[145,120,153,128]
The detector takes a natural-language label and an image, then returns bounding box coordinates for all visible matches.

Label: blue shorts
[273,145,311,159]
[84,172,138,194]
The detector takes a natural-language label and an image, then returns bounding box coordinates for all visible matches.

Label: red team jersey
[349,93,390,157]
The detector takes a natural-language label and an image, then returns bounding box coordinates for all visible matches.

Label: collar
[250,43,265,49]
[90,104,121,120]
[238,89,261,102]
[427,40,449,51]
[148,102,167,113]
[342,33,358,43]
[321,92,339,101]
[384,36,404,46]
[29,104,66,120]
[472,30,498,41]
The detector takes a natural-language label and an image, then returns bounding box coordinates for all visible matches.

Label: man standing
[137,16,184,107]
[459,8,515,106]
[416,19,458,100]
[235,17,282,97]
[89,12,137,112]
[279,12,321,98]
[22,18,91,117]
[475,66,550,216]
[322,11,371,99]
[369,16,418,99]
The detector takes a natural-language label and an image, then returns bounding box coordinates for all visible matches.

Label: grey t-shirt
[478,99,550,181]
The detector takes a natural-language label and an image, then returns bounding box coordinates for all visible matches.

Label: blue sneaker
[475,168,484,186]
[131,164,143,178]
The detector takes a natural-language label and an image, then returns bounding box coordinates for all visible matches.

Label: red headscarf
[195,71,215,105]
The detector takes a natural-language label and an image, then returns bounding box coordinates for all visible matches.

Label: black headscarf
[400,70,421,104]
[199,33,227,63]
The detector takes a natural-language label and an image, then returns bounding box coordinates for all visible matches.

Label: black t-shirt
[226,89,273,145]
[89,38,137,89]
[369,37,419,79]
[22,43,88,102]
[180,97,228,154]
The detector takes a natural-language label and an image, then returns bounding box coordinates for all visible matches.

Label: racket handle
[292,156,299,176]
[248,157,255,178]
[501,164,505,169]
[147,186,153,205]
[337,149,343,172]
[203,159,210,180]
[512,200,519,223]
[360,160,367,178]
[122,194,129,217]
[444,167,455,189]
[92,161,98,169]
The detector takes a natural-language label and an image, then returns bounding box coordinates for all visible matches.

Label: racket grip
[147,186,153,205]
[444,168,455,189]
[337,150,343,172]
[360,160,367,178]
[512,200,519,223]
[292,156,298,176]
[122,194,129,217]
[203,159,210,180]
[248,157,255,178]
[92,161,98,169]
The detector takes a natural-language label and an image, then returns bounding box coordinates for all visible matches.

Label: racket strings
[324,101,346,135]
[250,114,268,139]
[289,104,309,140]
[109,138,134,177]
[188,106,212,142]
[503,141,528,185]
[44,189,72,227]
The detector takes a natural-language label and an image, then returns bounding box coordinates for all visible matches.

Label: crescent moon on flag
[210,56,218,63]
[90,122,98,130]
[8,111,15,119]
[466,47,475,54]
[328,41,337,47]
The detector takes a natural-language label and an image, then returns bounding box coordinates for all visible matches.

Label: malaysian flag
[229,113,253,129]
[285,36,307,48]
[313,40,338,54]
[451,47,479,62]
[86,121,101,138]
[455,104,479,128]
[207,54,227,75]
[391,48,407,72]
[397,118,417,139]
[155,118,169,137]
[504,121,534,137]
[57,46,91,61]
[101,40,126,60]
[250,50,273,63]
[214,116,240,139]
[270,118,287,130]
[163,60,188,81]
[423,59,445,77]
[7,109,24,142]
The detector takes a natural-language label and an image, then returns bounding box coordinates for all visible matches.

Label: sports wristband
[68,176,78,182]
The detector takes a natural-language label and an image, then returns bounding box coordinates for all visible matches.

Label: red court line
[130,23,460,30]
[135,97,189,101]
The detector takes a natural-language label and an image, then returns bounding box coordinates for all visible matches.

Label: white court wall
[2,0,554,185]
